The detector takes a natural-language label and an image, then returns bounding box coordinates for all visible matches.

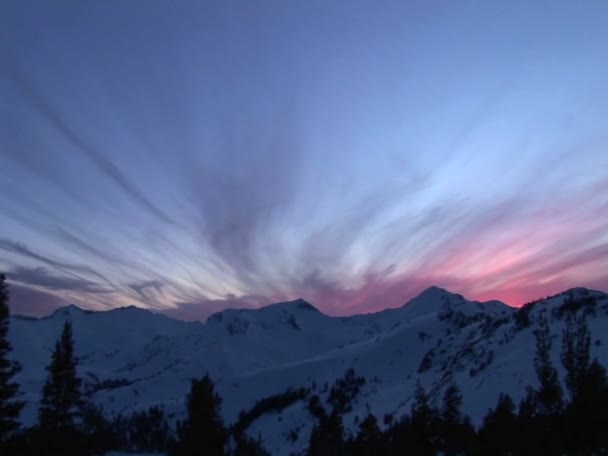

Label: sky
[1,0,607,320]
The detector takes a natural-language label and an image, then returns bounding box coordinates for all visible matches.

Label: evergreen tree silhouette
[478,394,516,456]
[39,319,83,429]
[409,383,437,456]
[529,317,565,455]
[441,383,462,425]
[560,313,608,453]
[307,410,345,456]
[533,317,563,416]
[0,274,24,447]
[573,358,608,452]
[37,319,85,455]
[169,374,228,456]
[348,413,386,455]
[439,383,472,456]
[561,312,591,402]
[233,433,270,456]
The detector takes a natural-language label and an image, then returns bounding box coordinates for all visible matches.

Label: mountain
[9,286,608,455]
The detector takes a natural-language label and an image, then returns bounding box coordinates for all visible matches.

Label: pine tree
[307,410,345,456]
[409,383,437,456]
[411,383,434,428]
[579,359,608,451]
[440,383,468,456]
[560,314,608,454]
[0,274,24,445]
[514,386,543,456]
[441,383,462,425]
[530,317,566,455]
[479,394,517,456]
[533,317,563,416]
[233,433,270,456]
[169,374,228,456]
[38,319,83,433]
[561,313,591,402]
[348,413,386,455]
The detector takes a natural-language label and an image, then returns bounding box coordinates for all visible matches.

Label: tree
[307,410,345,456]
[533,317,563,416]
[439,383,472,456]
[327,368,366,414]
[80,402,120,455]
[479,394,517,456]
[169,374,228,456]
[529,317,565,455]
[441,383,462,425]
[574,359,608,452]
[233,433,270,456]
[409,383,438,456]
[411,383,434,428]
[560,314,608,454]
[0,274,24,445]
[561,313,591,402]
[115,405,171,453]
[516,387,544,456]
[39,319,83,431]
[347,413,386,455]
[35,319,86,455]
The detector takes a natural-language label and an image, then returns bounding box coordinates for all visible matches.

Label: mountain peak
[416,285,459,299]
[395,286,502,321]
[562,286,605,297]
[264,298,320,313]
[50,304,92,318]
[408,286,467,306]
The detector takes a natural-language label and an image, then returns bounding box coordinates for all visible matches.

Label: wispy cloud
[4,61,178,227]
[9,266,110,294]
[1,0,607,318]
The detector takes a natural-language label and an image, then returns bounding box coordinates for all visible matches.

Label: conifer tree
[411,383,434,428]
[561,313,591,402]
[533,317,563,416]
[409,383,437,456]
[169,374,228,456]
[307,410,345,456]
[560,314,608,453]
[348,413,386,455]
[441,383,462,425]
[36,319,85,455]
[0,274,24,445]
[38,319,83,432]
[233,433,270,456]
[479,394,517,456]
[439,383,469,456]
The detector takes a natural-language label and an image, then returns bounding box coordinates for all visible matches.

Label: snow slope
[9,287,608,455]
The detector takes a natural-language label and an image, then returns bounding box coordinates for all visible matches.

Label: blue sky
[1,0,607,319]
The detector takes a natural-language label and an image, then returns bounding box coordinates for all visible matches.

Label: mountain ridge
[16,286,510,322]
[8,285,608,455]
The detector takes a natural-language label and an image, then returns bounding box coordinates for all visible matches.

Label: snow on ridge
[8,286,608,455]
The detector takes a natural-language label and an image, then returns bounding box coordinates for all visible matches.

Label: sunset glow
[1,1,607,319]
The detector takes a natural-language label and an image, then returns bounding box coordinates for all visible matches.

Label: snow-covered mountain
[9,286,608,455]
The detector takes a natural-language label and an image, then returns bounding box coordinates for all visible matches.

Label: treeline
[2,272,608,455]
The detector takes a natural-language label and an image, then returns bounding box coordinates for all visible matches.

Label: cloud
[182,114,307,284]
[3,60,178,226]
[5,283,64,317]
[1,0,607,320]
[8,266,110,294]
[162,294,273,322]
[54,228,124,265]
[128,280,165,302]
[0,239,109,282]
